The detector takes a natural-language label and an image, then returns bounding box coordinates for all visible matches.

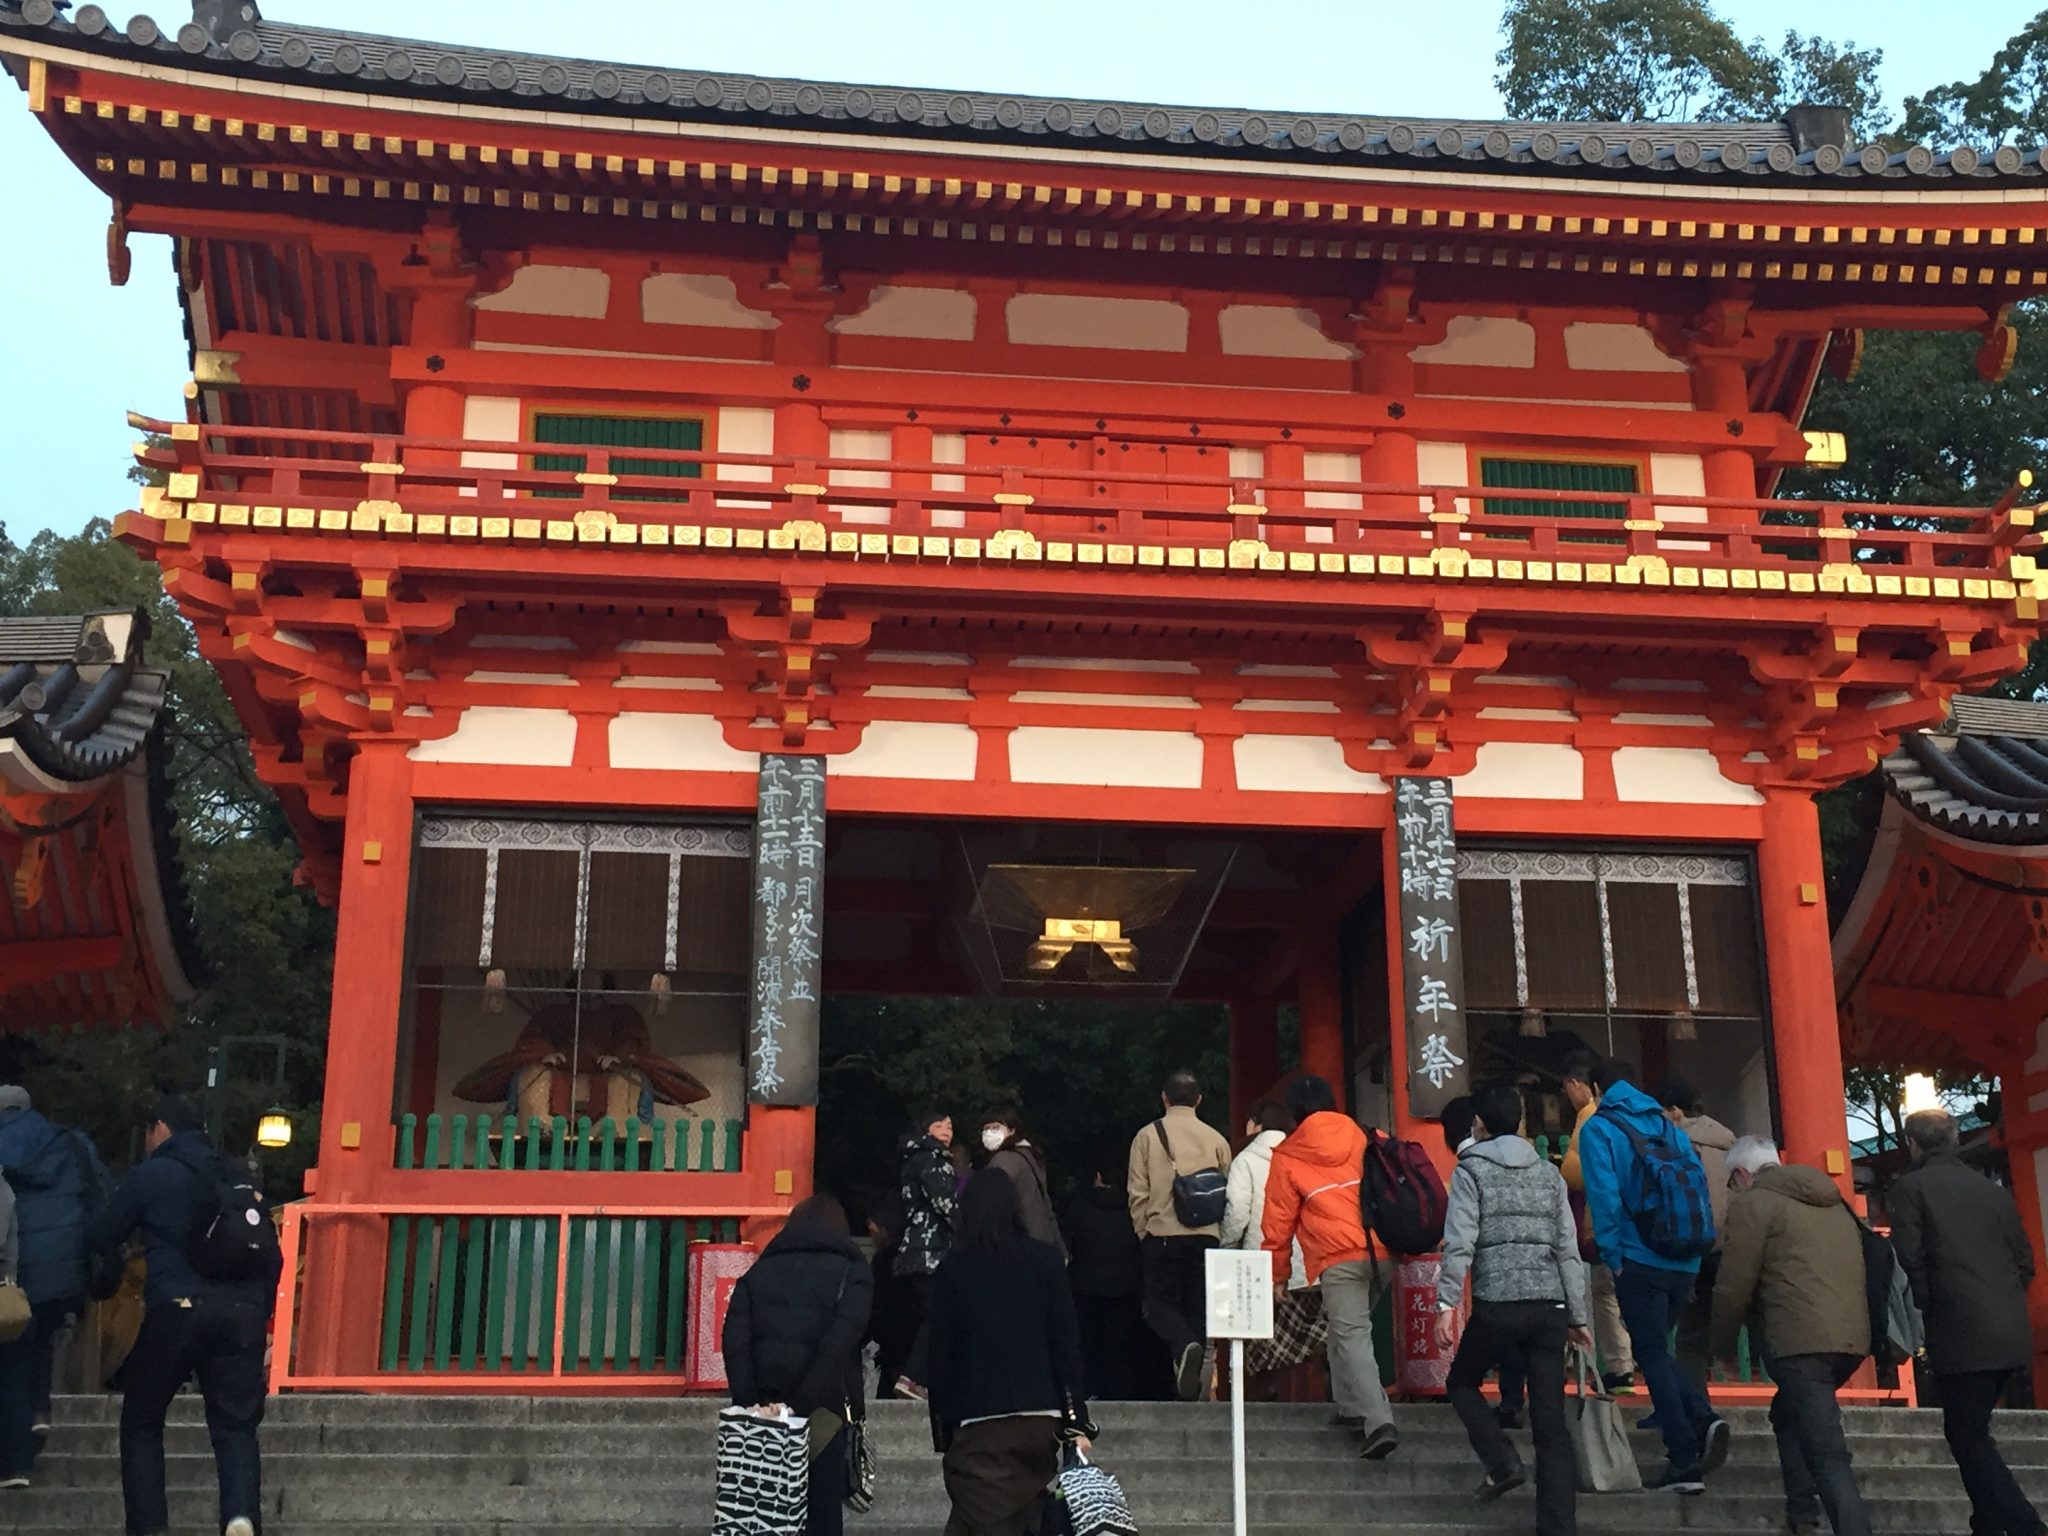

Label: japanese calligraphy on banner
[1394,776,1468,1117]
[749,754,824,1106]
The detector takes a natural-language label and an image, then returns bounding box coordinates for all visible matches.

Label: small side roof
[0,609,170,791]
[1882,696,2048,847]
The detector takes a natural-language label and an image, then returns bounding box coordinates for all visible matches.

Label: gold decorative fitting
[892,534,920,557]
[545,521,575,542]
[1816,527,1856,541]
[1227,538,1268,569]
[169,422,200,442]
[137,487,165,517]
[574,472,619,486]
[779,519,828,552]
[706,526,735,548]
[1622,518,1664,532]
[360,461,405,477]
[1802,430,1849,468]
[1432,547,1470,577]
[1426,509,1469,525]
[859,533,888,556]
[782,482,828,497]
[1225,502,1263,516]
[166,473,199,500]
[737,527,767,550]
[986,529,1041,560]
[992,492,1036,506]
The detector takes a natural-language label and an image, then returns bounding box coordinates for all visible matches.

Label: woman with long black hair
[722,1194,873,1536]
[927,1169,1095,1536]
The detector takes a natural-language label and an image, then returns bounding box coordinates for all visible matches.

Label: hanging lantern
[1519,1006,1548,1039]
[649,973,672,1015]
[483,967,507,1014]
[1670,1008,1698,1042]
[255,1107,293,1149]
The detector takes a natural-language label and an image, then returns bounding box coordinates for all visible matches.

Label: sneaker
[225,1521,256,1536]
[1602,1372,1637,1396]
[1174,1342,1205,1402]
[1476,1464,1526,1500]
[1359,1423,1400,1460]
[0,1476,26,1490]
[1650,1465,1706,1495]
[892,1376,929,1402]
[1700,1416,1731,1475]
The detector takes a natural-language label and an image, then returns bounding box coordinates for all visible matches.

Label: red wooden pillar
[1993,1049,2048,1401]
[1298,947,1347,1108]
[1757,788,1853,1190]
[298,739,416,1374]
[740,1106,816,1247]
[1229,996,1281,1131]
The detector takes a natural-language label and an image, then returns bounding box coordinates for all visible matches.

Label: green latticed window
[1480,457,1637,542]
[532,414,703,501]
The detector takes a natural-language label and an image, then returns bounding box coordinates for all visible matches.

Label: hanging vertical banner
[1394,776,1468,1117]
[749,754,824,1106]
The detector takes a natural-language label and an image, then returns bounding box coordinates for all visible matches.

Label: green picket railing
[378,1114,746,1375]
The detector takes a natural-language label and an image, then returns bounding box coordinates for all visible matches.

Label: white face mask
[981,1127,1007,1152]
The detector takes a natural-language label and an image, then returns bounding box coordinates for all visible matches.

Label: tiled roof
[0,609,171,787]
[3,0,2039,186]
[1884,698,2048,846]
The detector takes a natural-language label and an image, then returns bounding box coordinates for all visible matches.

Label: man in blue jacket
[1574,1066,1726,1495]
[0,1084,109,1484]
[87,1095,278,1536]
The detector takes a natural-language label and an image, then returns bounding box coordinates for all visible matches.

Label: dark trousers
[1940,1368,2046,1536]
[1140,1234,1215,1359]
[1498,1349,1528,1412]
[1769,1352,1871,1536]
[1447,1300,1576,1536]
[1614,1262,1712,1475]
[898,1273,935,1391]
[1675,1253,1718,1401]
[1076,1293,1159,1401]
[807,1428,849,1536]
[0,1301,71,1477]
[117,1297,268,1536]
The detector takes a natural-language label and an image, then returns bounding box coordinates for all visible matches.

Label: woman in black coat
[723,1195,874,1536]
[928,1169,1095,1536]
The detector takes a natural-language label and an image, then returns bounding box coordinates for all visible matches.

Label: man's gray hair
[1904,1109,1959,1154]
[1727,1135,1782,1178]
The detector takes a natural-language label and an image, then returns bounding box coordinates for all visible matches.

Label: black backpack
[1153,1121,1228,1229]
[187,1158,280,1284]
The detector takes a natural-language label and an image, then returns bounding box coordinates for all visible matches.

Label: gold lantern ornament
[255,1107,293,1150]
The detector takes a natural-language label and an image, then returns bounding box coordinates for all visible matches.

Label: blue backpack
[1599,1108,1716,1261]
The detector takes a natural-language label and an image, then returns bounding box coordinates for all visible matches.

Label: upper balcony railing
[133,417,2038,586]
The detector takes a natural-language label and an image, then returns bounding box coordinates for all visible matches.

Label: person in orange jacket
[1261,1075,1397,1461]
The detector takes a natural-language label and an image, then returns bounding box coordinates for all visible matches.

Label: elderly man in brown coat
[1712,1136,1871,1536]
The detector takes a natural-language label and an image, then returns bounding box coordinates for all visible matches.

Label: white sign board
[1204,1247,1274,1341]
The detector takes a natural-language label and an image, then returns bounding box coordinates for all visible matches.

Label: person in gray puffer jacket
[1434,1084,1592,1536]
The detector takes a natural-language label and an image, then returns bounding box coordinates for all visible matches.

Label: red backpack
[1359,1128,1449,1256]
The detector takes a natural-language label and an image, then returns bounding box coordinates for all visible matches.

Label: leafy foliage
[1902,10,2048,146]
[1495,0,1884,136]
[0,519,331,1182]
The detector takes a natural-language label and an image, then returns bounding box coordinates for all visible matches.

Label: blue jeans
[0,1301,72,1476]
[1614,1262,1713,1475]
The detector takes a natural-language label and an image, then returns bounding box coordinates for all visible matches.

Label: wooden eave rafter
[21,56,2048,305]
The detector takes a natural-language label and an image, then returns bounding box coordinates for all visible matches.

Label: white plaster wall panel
[1011,656,1198,674]
[1454,742,1585,799]
[1240,664,1340,679]
[1477,706,1577,723]
[1613,712,1715,728]
[829,428,893,526]
[716,406,775,509]
[613,675,722,691]
[1007,294,1188,352]
[1415,440,1471,516]
[1234,699,1341,714]
[641,273,776,329]
[1410,315,1536,368]
[1012,691,1200,710]
[1235,736,1390,794]
[410,707,578,766]
[832,286,976,340]
[609,712,760,772]
[1564,322,1687,373]
[618,640,726,656]
[865,684,976,702]
[1612,746,1764,805]
[1010,727,1204,789]
[1650,452,1710,551]
[466,671,576,687]
[828,721,979,780]
[868,651,974,667]
[1303,451,1363,512]
[929,432,967,528]
[475,265,609,319]
[1218,306,1351,359]
[271,628,317,652]
[458,395,520,493]
[1611,677,1710,693]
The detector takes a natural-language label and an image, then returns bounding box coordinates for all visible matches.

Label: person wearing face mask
[979,1110,1065,1260]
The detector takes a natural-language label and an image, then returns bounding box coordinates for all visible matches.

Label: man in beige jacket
[1127,1068,1233,1400]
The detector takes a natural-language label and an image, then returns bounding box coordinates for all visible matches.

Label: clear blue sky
[0,0,2033,544]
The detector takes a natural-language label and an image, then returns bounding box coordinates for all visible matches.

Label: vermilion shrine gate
[6,0,2045,1393]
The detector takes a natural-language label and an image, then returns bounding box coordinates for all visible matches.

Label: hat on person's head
[0,1087,30,1115]
[150,1094,204,1135]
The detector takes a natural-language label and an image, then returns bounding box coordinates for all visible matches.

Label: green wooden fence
[378,1113,746,1375]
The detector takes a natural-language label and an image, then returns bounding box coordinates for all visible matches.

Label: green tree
[0,519,332,1183]
[1902,11,2048,145]
[1496,0,1884,136]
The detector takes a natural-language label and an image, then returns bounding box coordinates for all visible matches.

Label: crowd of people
[718,1060,2048,1536]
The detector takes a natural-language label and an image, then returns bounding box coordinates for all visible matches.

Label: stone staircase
[6,1394,2035,1533]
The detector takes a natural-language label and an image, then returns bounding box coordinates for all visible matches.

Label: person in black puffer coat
[891,1110,957,1399]
[1061,1154,1158,1401]
[723,1194,874,1536]
[0,1083,109,1480]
